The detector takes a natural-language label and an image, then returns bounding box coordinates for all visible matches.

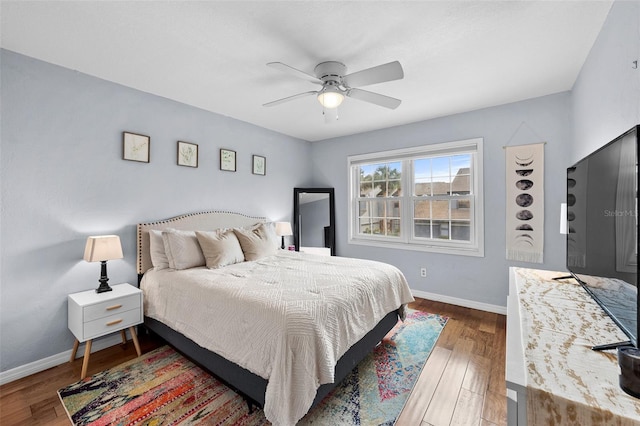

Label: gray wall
[310,93,571,308]
[571,0,640,163]
[0,50,312,371]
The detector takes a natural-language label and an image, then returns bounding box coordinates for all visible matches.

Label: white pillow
[233,222,278,261]
[161,229,206,270]
[196,230,245,269]
[149,229,169,270]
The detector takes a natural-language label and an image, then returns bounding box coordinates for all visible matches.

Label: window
[348,138,484,256]
[357,161,403,237]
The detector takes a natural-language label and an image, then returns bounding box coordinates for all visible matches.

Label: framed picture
[252,155,266,176]
[123,132,150,163]
[177,141,198,168]
[220,148,236,172]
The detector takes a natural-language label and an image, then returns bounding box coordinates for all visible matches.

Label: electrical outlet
[420,267,427,277]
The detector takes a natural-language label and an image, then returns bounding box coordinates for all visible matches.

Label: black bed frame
[142,308,400,411]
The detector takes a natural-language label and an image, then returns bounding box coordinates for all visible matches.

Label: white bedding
[141,250,414,425]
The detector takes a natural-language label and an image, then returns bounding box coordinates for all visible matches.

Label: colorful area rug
[58,309,447,425]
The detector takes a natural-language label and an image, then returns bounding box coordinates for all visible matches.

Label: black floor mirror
[293,188,335,256]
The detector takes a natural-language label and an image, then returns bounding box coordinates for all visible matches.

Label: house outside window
[348,138,484,257]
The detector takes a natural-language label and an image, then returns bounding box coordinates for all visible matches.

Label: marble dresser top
[512,267,640,425]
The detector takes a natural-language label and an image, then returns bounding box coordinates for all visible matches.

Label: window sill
[348,237,484,257]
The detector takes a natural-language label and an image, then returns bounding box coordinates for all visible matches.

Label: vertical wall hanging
[505,142,545,263]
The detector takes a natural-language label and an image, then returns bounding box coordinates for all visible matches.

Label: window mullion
[403,159,412,243]
[352,166,359,239]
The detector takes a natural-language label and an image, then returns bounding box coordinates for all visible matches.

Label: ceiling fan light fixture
[317,86,344,109]
[265,60,404,112]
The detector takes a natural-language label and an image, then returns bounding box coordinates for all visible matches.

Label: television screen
[567,125,638,348]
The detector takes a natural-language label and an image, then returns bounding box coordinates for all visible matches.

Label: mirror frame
[293,187,336,256]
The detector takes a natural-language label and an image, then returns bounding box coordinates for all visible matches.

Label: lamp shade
[275,222,293,237]
[317,86,344,109]
[83,235,123,262]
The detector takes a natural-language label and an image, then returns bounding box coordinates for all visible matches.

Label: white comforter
[141,250,414,425]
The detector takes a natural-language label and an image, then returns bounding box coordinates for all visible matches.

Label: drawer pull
[106,304,123,311]
[106,319,123,326]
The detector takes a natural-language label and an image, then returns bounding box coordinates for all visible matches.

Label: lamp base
[96,282,113,293]
[95,261,112,293]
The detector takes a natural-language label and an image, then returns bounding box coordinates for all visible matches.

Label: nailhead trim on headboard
[136,210,267,276]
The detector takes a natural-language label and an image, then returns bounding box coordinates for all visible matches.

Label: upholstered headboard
[136,210,266,275]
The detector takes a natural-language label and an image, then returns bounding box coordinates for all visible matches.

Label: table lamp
[83,235,123,293]
[275,222,293,249]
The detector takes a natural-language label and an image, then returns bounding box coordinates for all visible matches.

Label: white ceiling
[1,1,612,142]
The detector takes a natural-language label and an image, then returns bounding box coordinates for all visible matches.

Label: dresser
[68,283,143,379]
[506,267,640,425]
[299,246,331,256]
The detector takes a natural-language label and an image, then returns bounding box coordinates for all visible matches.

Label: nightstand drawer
[83,308,142,340]
[83,293,140,322]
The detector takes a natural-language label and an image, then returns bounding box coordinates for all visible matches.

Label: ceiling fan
[263,60,404,112]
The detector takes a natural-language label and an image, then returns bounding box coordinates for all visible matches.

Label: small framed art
[177,141,198,168]
[220,148,236,172]
[123,132,150,163]
[252,155,266,176]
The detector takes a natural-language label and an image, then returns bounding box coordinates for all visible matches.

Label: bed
[136,211,414,425]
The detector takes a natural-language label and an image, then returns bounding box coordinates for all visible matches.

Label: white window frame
[348,138,484,257]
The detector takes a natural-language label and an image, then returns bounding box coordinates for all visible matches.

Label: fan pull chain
[323,105,339,123]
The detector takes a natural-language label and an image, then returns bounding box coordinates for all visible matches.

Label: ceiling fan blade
[347,88,401,109]
[267,62,322,84]
[263,91,318,107]
[343,61,404,88]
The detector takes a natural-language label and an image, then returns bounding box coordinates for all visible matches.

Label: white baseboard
[0,333,124,386]
[411,288,507,315]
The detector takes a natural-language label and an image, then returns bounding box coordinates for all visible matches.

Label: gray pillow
[196,230,245,269]
[161,228,206,270]
[233,222,278,261]
[149,229,169,270]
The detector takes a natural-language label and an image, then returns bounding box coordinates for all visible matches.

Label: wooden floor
[397,299,507,426]
[0,298,506,425]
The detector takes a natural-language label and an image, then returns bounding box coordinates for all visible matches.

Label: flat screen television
[566,125,638,350]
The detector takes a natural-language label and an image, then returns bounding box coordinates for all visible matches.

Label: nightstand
[68,283,143,379]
